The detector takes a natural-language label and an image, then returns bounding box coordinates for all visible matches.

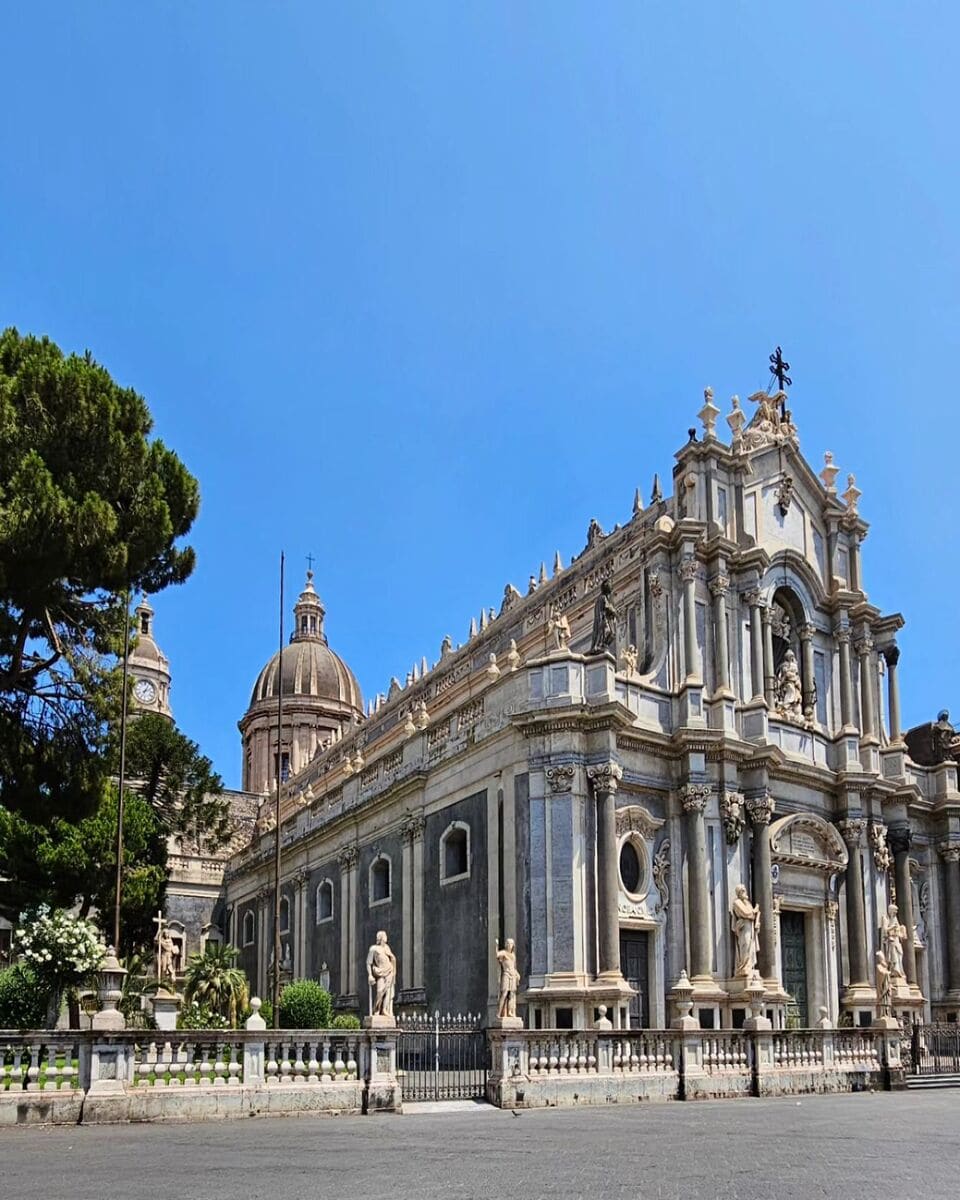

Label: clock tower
[128,596,173,720]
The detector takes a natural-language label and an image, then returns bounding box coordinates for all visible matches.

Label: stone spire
[291,570,326,644]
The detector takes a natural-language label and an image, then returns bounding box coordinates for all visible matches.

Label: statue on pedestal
[548,604,571,652]
[879,904,907,981]
[774,650,803,722]
[589,580,617,656]
[495,938,520,1019]
[366,930,397,1018]
[730,884,761,978]
[875,950,892,1017]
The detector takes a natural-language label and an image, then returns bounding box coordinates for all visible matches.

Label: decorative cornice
[837,817,866,847]
[545,764,576,794]
[680,782,711,814]
[587,761,623,795]
[614,804,665,841]
[745,791,775,827]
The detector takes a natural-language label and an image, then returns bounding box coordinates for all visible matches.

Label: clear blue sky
[2,4,958,788]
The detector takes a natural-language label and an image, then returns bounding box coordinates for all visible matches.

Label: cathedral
[163,380,960,1032]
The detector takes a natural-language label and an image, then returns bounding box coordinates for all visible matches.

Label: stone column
[588,762,624,979]
[337,846,358,999]
[681,783,713,979]
[294,868,309,977]
[709,573,730,693]
[849,533,863,594]
[888,827,917,987]
[410,815,425,989]
[836,628,855,731]
[856,635,877,741]
[762,606,776,707]
[837,819,869,986]
[680,557,700,682]
[747,792,777,979]
[745,591,766,703]
[256,888,270,999]
[799,623,816,721]
[938,842,960,994]
[883,646,903,744]
[401,820,414,991]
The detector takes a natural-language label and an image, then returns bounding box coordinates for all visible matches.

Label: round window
[619,840,643,894]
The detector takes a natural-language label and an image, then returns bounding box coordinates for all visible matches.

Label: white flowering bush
[13,906,105,992]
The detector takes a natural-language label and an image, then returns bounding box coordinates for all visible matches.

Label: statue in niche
[589,579,617,656]
[366,930,397,1018]
[774,649,804,721]
[620,643,638,676]
[879,904,907,981]
[495,938,520,1019]
[548,604,571,652]
[730,884,761,978]
[875,950,892,1017]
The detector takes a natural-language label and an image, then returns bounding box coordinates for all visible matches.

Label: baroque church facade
[180,382,960,1031]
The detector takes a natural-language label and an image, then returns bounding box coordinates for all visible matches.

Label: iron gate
[397,1011,489,1101]
[907,1024,960,1075]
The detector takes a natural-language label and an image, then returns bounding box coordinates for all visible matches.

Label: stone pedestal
[490,1015,524,1031]
[363,1014,398,1030]
[151,989,182,1032]
[361,1030,400,1113]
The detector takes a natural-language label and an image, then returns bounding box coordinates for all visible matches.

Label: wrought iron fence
[908,1024,960,1075]
[397,1011,488,1101]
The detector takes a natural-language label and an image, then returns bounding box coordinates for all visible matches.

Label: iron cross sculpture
[769,346,792,391]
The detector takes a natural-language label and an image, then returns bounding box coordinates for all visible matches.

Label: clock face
[134,678,157,704]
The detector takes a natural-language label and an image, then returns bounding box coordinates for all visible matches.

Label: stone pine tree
[0,326,200,914]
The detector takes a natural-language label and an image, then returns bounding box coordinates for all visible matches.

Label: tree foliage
[278,980,333,1030]
[183,943,249,1028]
[0,327,199,829]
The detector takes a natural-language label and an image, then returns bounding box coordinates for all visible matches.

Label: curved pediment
[769,812,848,874]
[615,803,665,841]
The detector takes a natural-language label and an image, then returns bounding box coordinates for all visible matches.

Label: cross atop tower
[769,346,792,392]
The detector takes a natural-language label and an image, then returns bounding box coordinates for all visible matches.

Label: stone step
[906,1073,960,1089]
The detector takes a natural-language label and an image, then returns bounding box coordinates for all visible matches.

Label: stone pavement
[3,1092,958,1200]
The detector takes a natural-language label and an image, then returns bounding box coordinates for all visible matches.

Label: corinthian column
[837,819,869,986]
[709,573,730,694]
[588,762,624,979]
[836,627,855,731]
[938,841,960,995]
[883,646,903,744]
[856,634,878,742]
[680,557,700,682]
[681,783,713,980]
[337,846,358,998]
[745,591,765,703]
[799,623,816,720]
[746,792,777,979]
[888,826,917,987]
[762,606,776,706]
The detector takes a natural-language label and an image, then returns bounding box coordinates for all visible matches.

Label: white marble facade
[221,388,960,1031]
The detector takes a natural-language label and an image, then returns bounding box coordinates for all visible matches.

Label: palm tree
[183,943,249,1027]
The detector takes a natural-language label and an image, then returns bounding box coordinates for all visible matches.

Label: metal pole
[113,587,131,951]
[272,552,285,1027]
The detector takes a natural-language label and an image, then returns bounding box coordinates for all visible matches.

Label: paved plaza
[3,1092,958,1200]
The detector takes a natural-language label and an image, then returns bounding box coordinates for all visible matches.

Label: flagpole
[272,551,285,1026]
[113,587,132,951]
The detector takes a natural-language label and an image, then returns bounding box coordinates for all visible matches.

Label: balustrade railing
[834,1029,879,1066]
[0,1035,83,1092]
[607,1031,675,1072]
[699,1031,749,1072]
[773,1031,825,1068]
[132,1036,244,1087]
[527,1033,598,1074]
[263,1034,360,1083]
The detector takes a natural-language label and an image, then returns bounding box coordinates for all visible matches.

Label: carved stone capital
[743,589,764,609]
[293,867,310,889]
[708,574,730,599]
[835,627,852,646]
[824,899,839,923]
[680,782,711,814]
[937,841,960,864]
[587,762,623,795]
[854,635,874,657]
[719,791,745,844]
[336,845,359,871]
[883,645,901,669]
[745,792,775,827]
[545,764,576,794]
[799,622,816,642]
[679,558,698,584]
[887,825,912,858]
[401,814,425,845]
[836,818,866,848]
[256,886,272,905]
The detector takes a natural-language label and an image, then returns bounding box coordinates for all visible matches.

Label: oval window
[619,841,642,894]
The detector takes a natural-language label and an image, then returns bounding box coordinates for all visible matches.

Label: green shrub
[177,1001,230,1030]
[278,980,333,1029]
[0,964,51,1029]
[330,1013,361,1030]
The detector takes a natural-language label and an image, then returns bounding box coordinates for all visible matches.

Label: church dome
[247,571,363,713]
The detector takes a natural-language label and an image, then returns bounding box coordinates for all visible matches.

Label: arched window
[617,836,648,897]
[242,910,255,946]
[279,895,291,934]
[201,924,223,955]
[370,855,391,906]
[440,821,470,884]
[316,879,334,923]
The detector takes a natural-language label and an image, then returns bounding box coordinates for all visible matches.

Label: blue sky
[2,3,958,788]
